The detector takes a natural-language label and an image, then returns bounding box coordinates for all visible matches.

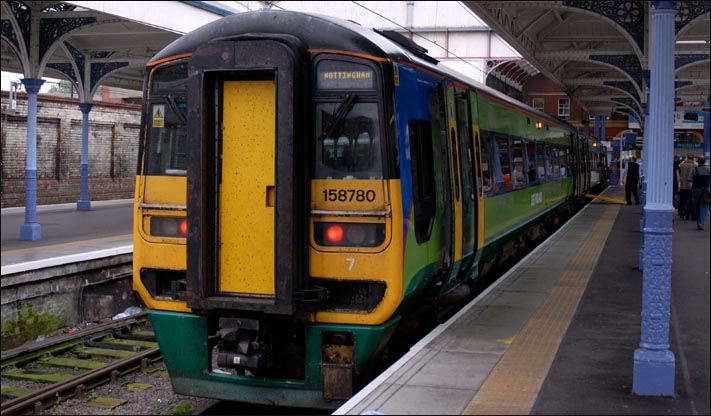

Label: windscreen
[143,62,188,176]
[314,58,383,180]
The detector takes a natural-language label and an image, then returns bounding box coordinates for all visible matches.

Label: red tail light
[315,222,385,247]
[180,219,188,235]
[326,224,344,243]
[150,216,188,238]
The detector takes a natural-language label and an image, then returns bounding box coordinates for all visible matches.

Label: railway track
[0,312,162,415]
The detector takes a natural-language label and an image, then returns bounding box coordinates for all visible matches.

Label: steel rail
[1,312,147,362]
[1,346,161,415]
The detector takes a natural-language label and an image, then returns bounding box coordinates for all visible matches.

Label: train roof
[150,9,583,136]
[150,10,407,64]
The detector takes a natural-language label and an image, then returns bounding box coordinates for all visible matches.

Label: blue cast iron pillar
[77,103,93,211]
[633,1,676,396]
[19,78,45,241]
[601,116,606,143]
[640,70,652,269]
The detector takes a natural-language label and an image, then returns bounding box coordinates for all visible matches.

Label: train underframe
[149,309,399,410]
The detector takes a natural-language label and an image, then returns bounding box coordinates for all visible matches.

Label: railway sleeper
[0,384,35,398]
[73,346,135,359]
[2,367,75,383]
[38,356,106,370]
[85,338,156,352]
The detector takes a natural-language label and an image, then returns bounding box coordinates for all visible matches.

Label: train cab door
[218,79,276,296]
[185,36,309,315]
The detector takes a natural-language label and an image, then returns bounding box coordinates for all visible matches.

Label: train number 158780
[322,189,376,202]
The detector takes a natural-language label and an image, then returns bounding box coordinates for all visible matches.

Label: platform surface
[335,186,710,415]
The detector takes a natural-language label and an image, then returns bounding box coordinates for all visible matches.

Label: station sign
[628,110,705,129]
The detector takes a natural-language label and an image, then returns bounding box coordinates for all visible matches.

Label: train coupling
[215,317,265,374]
[217,351,264,372]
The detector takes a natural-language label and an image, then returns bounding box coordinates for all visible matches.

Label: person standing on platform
[609,160,618,185]
[625,156,640,205]
[674,156,681,211]
[688,156,710,230]
[678,154,697,220]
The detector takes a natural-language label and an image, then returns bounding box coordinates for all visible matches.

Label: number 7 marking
[346,258,355,271]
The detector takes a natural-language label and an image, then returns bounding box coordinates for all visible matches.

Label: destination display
[317,60,374,89]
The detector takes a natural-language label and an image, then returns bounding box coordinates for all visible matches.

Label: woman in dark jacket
[688,157,710,230]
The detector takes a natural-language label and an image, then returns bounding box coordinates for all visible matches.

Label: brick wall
[1,91,141,208]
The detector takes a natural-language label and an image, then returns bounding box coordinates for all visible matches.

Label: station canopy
[1,1,709,118]
[463,1,710,118]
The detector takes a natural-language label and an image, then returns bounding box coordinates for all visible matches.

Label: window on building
[558,98,570,119]
[531,98,544,111]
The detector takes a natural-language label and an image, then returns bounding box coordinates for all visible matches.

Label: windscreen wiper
[318,93,357,141]
[166,94,187,125]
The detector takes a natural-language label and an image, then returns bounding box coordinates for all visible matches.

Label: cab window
[314,58,383,180]
[143,61,188,176]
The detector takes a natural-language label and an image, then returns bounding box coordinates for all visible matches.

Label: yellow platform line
[461,205,619,415]
[585,193,628,205]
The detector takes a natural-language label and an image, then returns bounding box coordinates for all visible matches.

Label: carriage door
[454,89,476,278]
[186,37,306,315]
[574,134,583,197]
[219,79,276,296]
[441,81,464,284]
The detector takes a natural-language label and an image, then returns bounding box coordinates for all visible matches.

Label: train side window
[495,137,511,191]
[481,135,493,194]
[450,127,461,201]
[512,138,525,188]
[543,144,554,180]
[474,131,485,197]
[551,146,561,179]
[536,142,547,182]
[408,119,436,243]
[560,147,569,177]
[526,140,537,183]
[456,97,474,201]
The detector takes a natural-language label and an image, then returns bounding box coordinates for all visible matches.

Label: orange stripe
[147,53,193,67]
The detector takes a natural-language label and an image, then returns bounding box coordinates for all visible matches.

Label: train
[132,9,608,410]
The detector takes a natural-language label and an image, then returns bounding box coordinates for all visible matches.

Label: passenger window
[450,127,461,201]
[495,137,511,191]
[408,119,436,243]
[512,138,525,188]
[551,146,560,179]
[536,142,547,182]
[481,135,493,194]
[544,145,554,180]
[559,148,569,177]
[526,141,537,183]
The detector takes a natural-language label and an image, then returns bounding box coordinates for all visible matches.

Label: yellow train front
[132,10,606,410]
